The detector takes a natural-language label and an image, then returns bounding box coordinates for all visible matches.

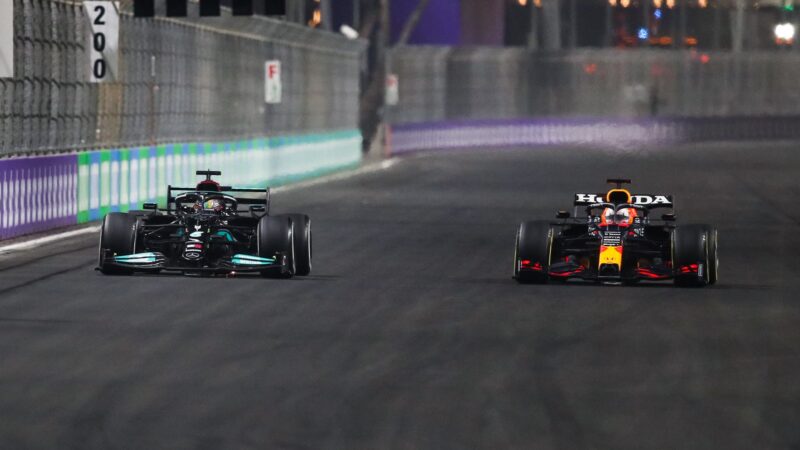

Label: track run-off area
[1,141,799,450]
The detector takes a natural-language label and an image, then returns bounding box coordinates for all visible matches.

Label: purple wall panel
[0,155,78,240]
[388,117,800,155]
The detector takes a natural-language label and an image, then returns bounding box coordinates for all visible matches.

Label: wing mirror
[143,203,158,211]
[661,213,676,221]
[556,210,571,219]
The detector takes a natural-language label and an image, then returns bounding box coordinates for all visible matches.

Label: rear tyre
[673,224,715,287]
[257,216,295,279]
[281,214,311,276]
[513,221,554,284]
[98,213,138,275]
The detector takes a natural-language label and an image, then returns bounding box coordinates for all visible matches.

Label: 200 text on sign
[84,1,120,82]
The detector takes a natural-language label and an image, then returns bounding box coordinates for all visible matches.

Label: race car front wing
[98,250,291,274]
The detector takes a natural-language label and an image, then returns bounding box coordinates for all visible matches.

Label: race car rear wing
[167,185,271,214]
[573,193,674,208]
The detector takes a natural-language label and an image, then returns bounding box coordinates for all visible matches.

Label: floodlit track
[1,142,799,449]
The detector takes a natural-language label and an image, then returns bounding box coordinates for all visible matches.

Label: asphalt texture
[1,142,799,450]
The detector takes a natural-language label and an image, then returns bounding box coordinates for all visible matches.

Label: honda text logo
[574,194,672,205]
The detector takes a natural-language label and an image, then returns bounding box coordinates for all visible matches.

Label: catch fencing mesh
[0,0,366,156]
[388,47,800,124]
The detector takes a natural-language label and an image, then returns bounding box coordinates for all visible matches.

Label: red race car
[513,179,718,287]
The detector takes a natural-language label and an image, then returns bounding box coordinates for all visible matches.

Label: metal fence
[387,47,800,124]
[0,0,366,156]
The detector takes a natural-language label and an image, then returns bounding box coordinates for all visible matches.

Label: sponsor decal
[114,252,158,264]
[575,193,603,204]
[575,193,673,206]
[601,230,622,246]
[631,195,672,205]
[231,254,276,265]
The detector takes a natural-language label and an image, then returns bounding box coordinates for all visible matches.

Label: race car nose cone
[599,264,620,277]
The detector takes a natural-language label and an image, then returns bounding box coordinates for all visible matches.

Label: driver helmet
[203,198,225,213]
[600,207,637,227]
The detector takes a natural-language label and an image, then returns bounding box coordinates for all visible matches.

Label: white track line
[0,226,101,255]
[0,158,400,255]
[272,159,398,193]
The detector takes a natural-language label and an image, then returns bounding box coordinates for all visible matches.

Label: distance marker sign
[83,1,120,82]
[0,0,12,78]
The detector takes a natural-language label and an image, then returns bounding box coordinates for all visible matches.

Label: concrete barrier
[388,117,800,155]
[0,130,362,240]
[0,155,77,240]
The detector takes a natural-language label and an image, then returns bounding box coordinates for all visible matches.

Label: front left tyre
[282,214,311,276]
[673,224,718,287]
[257,215,295,279]
[98,213,138,275]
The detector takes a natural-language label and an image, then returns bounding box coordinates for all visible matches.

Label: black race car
[513,179,718,287]
[97,171,311,278]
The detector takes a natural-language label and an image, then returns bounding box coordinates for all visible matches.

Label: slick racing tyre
[673,224,717,287]
[514,220,554,284]
[702,225,719,285]
[98,213,138,275]
[257,215,295,279]
[279,214,311,276]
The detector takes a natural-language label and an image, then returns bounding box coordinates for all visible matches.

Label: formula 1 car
[97,171,311,278]
[513,179,718,287]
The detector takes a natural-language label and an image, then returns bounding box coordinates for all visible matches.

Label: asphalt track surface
[1,142,799,450]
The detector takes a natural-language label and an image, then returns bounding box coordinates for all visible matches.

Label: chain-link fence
[388,47,800,124]
[0,0,366,157]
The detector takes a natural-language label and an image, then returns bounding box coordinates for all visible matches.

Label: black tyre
[98,213,138,275]
[702,225,719,285]
[257,215,295,278]
[277,214,311,276]
[673,224,716,287]
[513,220,554,284]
